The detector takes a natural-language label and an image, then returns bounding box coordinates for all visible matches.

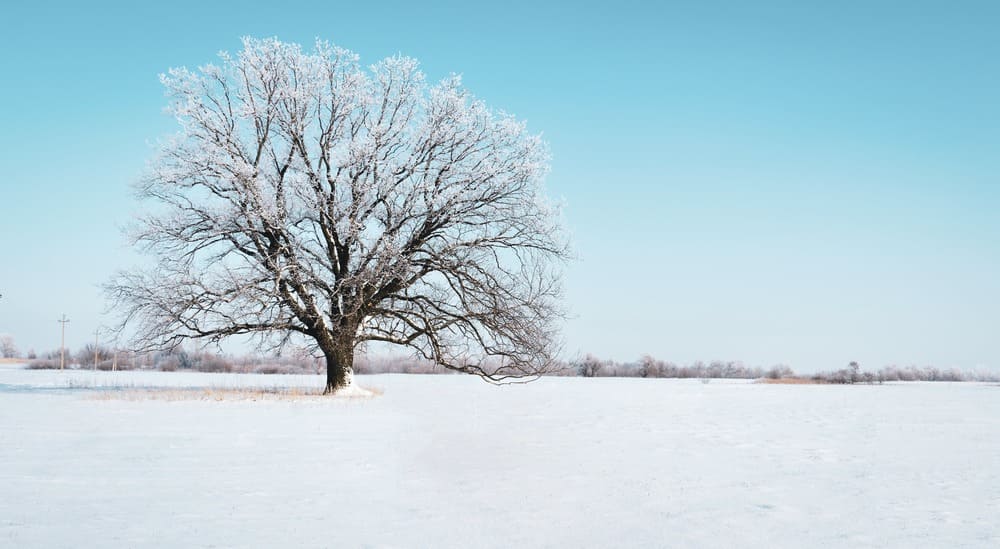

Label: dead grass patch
[756,377,828,385]
[89,385,384,401]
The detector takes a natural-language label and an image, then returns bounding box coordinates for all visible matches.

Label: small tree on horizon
[107,37,569,393]
[849,361,861,383]
[0,334,18,359]
[575,354,606,378]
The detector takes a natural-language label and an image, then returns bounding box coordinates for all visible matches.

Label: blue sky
[1,0,998,371]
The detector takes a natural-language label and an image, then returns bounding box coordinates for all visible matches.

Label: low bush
[28,359,61,370]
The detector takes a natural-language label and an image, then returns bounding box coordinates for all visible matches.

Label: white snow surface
[1,369,999,548]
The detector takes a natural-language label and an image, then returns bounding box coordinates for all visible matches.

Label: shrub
[158,356,179,372]
[574,355,606,377]
[28,359,61,370]
[766,365,794,379]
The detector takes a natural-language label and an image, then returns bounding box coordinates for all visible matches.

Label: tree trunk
[323,343,354,394]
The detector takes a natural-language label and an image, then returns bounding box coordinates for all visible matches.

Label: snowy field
[1,364,999,548]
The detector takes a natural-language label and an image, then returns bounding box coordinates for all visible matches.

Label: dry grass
[756,377,827,385]
[89,385,384,401]
[0,358,27,364]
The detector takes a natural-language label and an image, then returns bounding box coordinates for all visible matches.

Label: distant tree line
[567,354,792,380]
[20,344,1000,383]
[566,356,1000,383]
[24,345,454,376]
[807,361,990,384]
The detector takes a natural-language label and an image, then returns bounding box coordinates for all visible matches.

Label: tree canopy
[108,37,568,393]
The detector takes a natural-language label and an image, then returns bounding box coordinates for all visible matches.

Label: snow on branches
[108,37,569,392]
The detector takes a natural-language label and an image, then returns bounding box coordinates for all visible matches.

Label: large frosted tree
[108,37,568,393]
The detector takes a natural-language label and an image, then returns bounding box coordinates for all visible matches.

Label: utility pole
[93,328,100,370]
[58,314,70,370]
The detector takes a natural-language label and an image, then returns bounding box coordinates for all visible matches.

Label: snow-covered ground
[1,367,998,548]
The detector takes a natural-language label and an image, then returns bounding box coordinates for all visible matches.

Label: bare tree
[574,354,606,378]
[107,37,568,393]
[638,354,662,378]
[0,334,18,359]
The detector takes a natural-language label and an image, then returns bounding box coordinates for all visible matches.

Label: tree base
[322,383,376,397]
[323,364,355,395]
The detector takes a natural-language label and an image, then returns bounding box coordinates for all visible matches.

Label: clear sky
[1,0,998,372]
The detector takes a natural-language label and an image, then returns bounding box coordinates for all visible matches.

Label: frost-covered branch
[107,37,569,393]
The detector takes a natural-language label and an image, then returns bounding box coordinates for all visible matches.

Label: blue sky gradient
[1,0,998,371]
